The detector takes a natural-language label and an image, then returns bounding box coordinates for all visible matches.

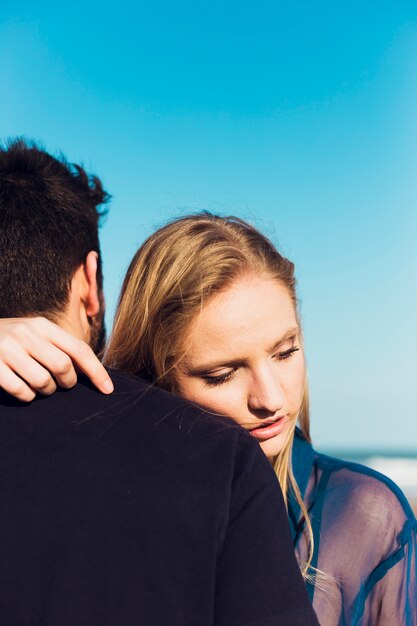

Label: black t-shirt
[0,369,318,626]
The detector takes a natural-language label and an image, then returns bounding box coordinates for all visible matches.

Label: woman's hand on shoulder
[0,317,114,402]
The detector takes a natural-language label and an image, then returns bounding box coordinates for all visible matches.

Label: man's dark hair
[0,138,109,319]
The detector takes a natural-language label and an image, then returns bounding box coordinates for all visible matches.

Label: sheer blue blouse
[289,429,417,626]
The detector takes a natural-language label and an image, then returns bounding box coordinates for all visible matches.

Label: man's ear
[82,251,100,317]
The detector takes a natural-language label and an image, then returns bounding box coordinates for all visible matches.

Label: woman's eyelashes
[201,345,300,387]
[276,345,300,361]
[203,369,236,387]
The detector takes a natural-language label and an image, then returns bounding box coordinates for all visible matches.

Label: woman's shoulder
[314,450,416,541]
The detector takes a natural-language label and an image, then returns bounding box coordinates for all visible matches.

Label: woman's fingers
[33,319,114,393]
[0,360,37,402]
[24,334,78,390]
[0,317,114,399]
[13,342,71,395]
[0,339,58,396]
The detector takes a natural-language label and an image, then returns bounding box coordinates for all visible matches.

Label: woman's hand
[0,317,114,402]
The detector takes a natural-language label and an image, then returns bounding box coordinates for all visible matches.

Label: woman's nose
[247,366,285,416]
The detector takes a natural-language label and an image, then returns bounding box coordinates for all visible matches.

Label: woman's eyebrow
[182,327,299,375]
[183,358,243,376]
[266,327,299,354]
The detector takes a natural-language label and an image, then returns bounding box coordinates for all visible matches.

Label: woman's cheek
[205,387,238,415]
[296,363,306,404]
[200,385,245,423]
[287,357,305,407]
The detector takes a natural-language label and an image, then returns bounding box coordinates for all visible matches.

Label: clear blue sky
[1,1,416,450]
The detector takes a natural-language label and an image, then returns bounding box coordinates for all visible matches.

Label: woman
[1,213,416,625]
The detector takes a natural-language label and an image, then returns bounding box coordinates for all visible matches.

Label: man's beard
[89,290,106,358]
[90,313,106,357]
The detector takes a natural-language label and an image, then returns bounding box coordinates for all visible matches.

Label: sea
[321,449,417,508]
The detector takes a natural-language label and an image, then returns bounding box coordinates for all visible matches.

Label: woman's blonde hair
[106,212,314,576]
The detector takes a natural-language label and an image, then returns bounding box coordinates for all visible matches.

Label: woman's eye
[277,346,300,361]
[203,370,235,387]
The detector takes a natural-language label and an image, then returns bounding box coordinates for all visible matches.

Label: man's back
[0,369,318,626]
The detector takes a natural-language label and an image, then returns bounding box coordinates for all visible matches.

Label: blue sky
[1,1,416,449]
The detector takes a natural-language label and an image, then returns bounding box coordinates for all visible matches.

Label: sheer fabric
[289,430,417,626]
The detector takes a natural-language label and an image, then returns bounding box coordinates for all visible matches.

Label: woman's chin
[248,417,294,458]
[258,433,286,458]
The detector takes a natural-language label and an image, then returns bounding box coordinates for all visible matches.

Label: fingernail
[102,379,114,394]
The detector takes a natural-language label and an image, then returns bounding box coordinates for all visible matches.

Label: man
[0,139,318,625]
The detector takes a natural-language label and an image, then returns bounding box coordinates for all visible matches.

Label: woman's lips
[248,416,286,441]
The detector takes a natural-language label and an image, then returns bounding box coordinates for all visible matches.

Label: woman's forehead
[181,276,298,362]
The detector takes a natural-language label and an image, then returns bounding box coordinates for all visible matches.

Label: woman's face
[175,275,305,458]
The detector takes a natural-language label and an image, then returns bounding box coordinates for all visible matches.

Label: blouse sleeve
[360,517,417,626]
[299,458,417,626]
[214,432,319,626]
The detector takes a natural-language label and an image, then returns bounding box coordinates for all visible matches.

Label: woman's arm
[0,317,113,401]
[361,525,417,625]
